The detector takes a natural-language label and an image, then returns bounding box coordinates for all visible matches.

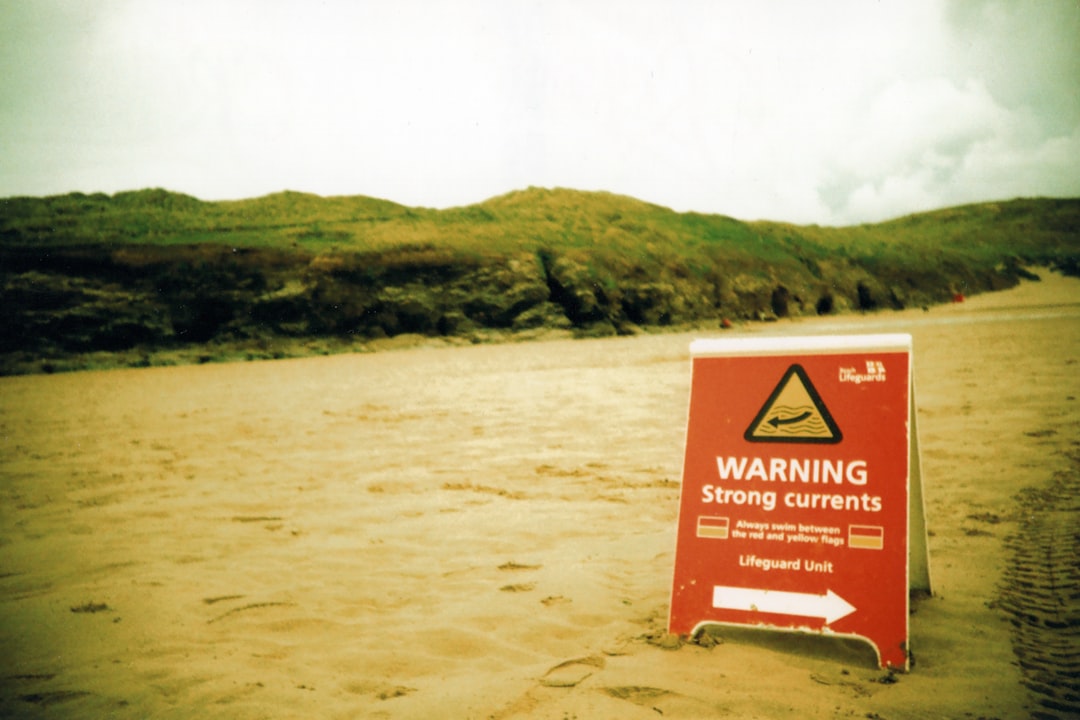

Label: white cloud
[818,71,1080,222]
[0,0,1077,223]
[955,123,1080,201]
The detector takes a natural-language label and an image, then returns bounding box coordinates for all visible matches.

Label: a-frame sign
[669,334,931,670]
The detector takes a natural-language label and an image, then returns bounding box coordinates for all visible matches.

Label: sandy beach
[1,270,1078,719]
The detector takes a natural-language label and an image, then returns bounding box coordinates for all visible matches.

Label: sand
[1,271,1078,719]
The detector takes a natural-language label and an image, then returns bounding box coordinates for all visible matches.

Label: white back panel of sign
[691,334,913,357]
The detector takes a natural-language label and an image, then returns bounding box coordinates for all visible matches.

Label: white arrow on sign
[712,586,856,625]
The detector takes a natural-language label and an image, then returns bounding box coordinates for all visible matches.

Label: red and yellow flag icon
[697,516,730,539]
[848,524,884,550]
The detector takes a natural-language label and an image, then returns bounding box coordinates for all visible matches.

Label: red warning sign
[669,334,930,670]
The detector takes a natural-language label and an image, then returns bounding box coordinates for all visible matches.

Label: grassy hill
[2,187,1078,374]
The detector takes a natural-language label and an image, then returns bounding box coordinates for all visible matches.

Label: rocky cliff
[2,188,1077,374]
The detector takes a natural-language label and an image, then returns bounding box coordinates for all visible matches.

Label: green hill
[1,187,1078,374]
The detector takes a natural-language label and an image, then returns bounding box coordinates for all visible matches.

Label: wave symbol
[755,405,831,437]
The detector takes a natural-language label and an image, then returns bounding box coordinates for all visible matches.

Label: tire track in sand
[999,454,1080,720]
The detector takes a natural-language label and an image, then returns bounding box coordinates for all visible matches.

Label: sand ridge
[1,271,1078,718]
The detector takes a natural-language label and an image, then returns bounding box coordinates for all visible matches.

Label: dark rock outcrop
[3,189,1076,374]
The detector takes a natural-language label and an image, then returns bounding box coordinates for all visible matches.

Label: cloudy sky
[1,0,1078,224]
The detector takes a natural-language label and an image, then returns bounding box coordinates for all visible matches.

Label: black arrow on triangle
[768,411,812,427]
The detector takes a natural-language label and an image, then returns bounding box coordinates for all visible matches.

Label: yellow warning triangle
[745,364,842,443]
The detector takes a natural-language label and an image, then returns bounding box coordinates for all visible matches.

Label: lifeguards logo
[745,364,841,444]
[839,360,887,384]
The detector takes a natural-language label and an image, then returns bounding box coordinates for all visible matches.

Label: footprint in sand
[539,656,605,687]
[499,583,536,593]
[602,686,672,704]
[540,595,570,607]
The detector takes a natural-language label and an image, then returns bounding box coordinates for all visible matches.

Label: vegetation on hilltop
[1,187,1077,374]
